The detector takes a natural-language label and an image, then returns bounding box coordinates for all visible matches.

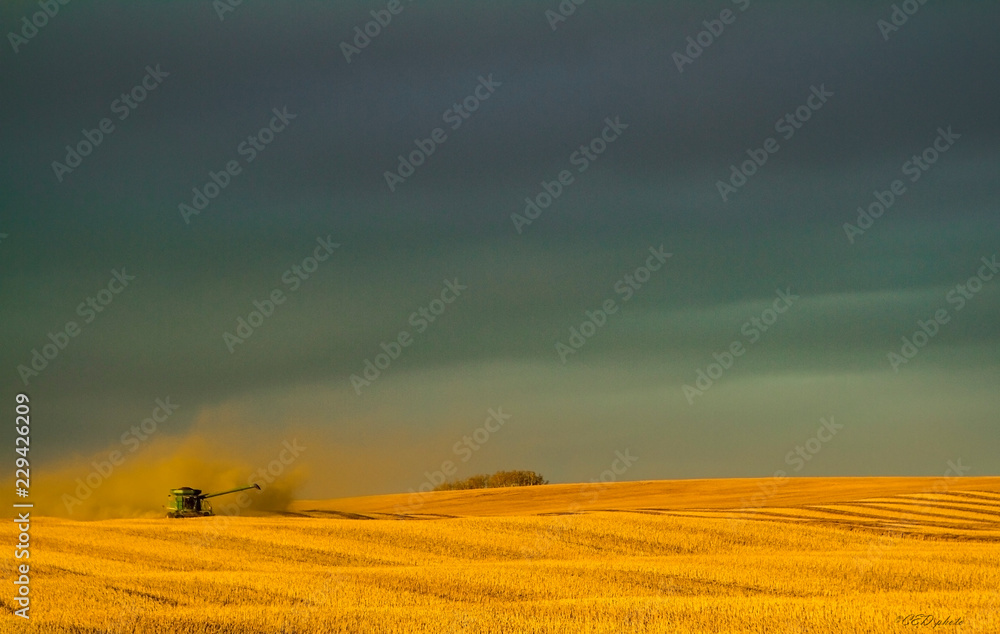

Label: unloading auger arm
[200,483,261,499]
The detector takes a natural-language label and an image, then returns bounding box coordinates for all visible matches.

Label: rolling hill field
[4,477,999,633]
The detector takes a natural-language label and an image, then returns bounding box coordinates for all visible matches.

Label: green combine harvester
[166,483,261,518]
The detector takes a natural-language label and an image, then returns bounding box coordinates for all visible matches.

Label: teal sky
[2,1,997,499]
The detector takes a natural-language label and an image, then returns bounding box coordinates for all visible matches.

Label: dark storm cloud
[1,1,997,492]
[4,2,998,189]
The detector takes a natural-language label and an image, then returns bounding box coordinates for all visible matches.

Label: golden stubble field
[3,477,1000,634]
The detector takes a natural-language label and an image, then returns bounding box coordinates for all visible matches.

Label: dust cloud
[27,427,307,520]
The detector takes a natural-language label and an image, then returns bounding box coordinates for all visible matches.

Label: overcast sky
[2,0,997,502]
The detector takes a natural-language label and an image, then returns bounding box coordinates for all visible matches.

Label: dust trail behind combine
[27,432,305,520]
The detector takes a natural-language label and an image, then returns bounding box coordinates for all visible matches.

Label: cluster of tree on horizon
[433,470,548,491]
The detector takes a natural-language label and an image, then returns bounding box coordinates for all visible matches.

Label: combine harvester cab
[167,483,261,518]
